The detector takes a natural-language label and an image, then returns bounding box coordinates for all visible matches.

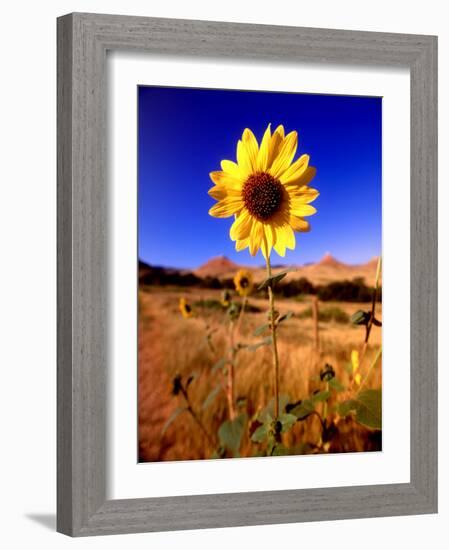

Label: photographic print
[138,86,382,462]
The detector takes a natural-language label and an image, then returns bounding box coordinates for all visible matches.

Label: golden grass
[138,287,382,462]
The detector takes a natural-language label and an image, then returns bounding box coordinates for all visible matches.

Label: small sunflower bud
[233,269,254,297]
[227,302,240,321]
[320,363,335,382]
[221,289,231,307]
[351,310,371,326]
[274,420,283,435]
[179,297,193,319]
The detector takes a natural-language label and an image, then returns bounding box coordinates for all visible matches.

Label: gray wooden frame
[57,12,438,537]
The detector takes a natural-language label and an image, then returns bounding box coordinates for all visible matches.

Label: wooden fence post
[312,295,320,352]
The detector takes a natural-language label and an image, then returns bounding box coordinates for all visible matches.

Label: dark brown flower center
[242,172,283,221]
[240,277,249,288]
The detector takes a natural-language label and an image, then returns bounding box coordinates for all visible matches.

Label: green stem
[358,346,382,392]
[360,257,382,366]
[266,255,281,420]
[227,320,237,420]
[236,296,247,336]
[180,387,214,447]
[204,321,216,354]
[322,381,329,421]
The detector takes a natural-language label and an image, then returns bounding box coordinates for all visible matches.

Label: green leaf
[355,389,382,429]
[254,323,270,336]
[351,310,370,326]
[338,400,358,417]
[251,424,269,443]
[258,394,291,421]
[278,311,294,324]
[271,443,291,456]
[210,446,226,459]
[338,389,382,430]
[218,413,247,455]
[161,407,187,435]
[247,336,272,352]
[257,268,296,290]
[329,378,345,392]
[279,413,297,433]
[311,390,331,403]
[211,357,227,373]
[290,399,315,420]
[202,384,222,410]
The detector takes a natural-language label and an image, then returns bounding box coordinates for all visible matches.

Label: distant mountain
[139,253,380,288]
[364,256,380,269]
[195,255,241,278]
[317,252,347,268]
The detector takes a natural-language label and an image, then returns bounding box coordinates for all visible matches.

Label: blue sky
[138,86,381,268]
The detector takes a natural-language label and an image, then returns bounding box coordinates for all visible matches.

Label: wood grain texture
[57,13,74,536]
[57,12,438,536]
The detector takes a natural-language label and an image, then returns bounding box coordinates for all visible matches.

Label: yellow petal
[277,224,296,250]
[284,166,317,189]
[289,215,310,232]
[237,140,253,179]
[230,210,253,240]
[288,187,319,204]
[354,373,362,386]
[257,124,271,171]
[273,226,287,256]
[249,221,263,256]
[242,128,259,172]
[221,159,244,179]
[208,185,242,200]
[235,238,250,252]
[267,125,285,168]
[209,171,242,189]
[261,223,276,260]
[290,203,317,217]
[208,186,228,200]
[273,124,285,140]
[279,154,309,185]
[209,198,243,218]
[270,131,298,178]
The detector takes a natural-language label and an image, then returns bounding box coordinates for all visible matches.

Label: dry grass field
[138,285,382,462]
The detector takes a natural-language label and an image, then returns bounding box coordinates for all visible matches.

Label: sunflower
[179,297,193,319]
[208,124,319,259]
[233,269,254,297]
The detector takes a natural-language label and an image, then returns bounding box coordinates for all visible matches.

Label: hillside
[194,255,240,278]
[193,253,380,287]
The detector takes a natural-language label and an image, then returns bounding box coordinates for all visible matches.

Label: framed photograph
[57,13,437,536]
